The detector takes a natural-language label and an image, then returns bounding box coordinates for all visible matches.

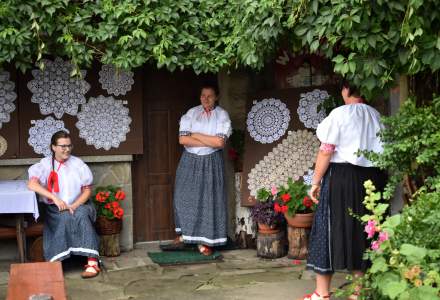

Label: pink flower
[371,241,381,251]
[271,186,278,196]
[378,231,389,242]
[364,220,378,239]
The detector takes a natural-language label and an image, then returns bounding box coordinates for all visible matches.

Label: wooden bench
[7,261,67,300]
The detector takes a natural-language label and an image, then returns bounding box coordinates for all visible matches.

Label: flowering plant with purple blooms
[250,200,284,226]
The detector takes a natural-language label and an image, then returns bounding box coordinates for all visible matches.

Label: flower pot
[284,212,314,228]
[258,223,280,234]
[95,216,122,235]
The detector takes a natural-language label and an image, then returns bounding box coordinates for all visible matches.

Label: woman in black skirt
[172,83,232,256]
[302,81,386,300]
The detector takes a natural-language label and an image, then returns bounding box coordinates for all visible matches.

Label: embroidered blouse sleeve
[215,109,232,139]
[316,110,340,147]
[28,160,48,185]
[178,109,193,136]
[78,162,93,189]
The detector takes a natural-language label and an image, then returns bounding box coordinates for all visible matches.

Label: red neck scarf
[47,160,64,193]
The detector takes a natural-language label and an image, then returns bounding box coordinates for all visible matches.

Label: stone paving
[0,243,348,300]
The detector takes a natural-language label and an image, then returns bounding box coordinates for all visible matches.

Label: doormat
[148,251,222,266]
[159,238,239,252]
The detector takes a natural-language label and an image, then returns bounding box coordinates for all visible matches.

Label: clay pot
[257,223,280,234]
[284,212,314,228]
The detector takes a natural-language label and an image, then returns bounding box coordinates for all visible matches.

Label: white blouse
[179,105,232,155]
[316,103,384,167]
[28,155,93,205]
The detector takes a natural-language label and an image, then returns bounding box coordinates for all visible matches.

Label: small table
[7,262,67,300]
[0,180,39,262]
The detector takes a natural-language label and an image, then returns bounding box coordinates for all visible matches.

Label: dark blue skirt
[173,150,227,246]
[306,163,386,274]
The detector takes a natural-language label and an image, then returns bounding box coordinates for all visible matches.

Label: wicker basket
[95,216,122,235]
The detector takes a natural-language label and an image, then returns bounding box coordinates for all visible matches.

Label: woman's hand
[53,197,69,212]
[309,184,321,204]
[68,204,78,215]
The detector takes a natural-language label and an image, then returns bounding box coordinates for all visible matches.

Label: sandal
[81,264,101,279]
[198,245,213,256]
[300,291,330,300]
[347,292,359,300]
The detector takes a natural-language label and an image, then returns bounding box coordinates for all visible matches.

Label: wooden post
[256,231,286,258]
[99,234,121,257]
[287,225,310,259]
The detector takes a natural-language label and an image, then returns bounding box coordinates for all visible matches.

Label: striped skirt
[173,150,227,246]
[306,163,386,274]
[44,202,99,262]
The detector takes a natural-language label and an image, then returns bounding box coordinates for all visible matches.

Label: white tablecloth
[0,180,39,220]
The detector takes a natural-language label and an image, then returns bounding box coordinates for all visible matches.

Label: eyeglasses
[56,144,73,150]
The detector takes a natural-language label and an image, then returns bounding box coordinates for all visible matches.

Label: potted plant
[93,185,125,235]
[273,178,317,228]
[250,187,284,234]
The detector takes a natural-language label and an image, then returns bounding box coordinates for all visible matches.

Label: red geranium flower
[114,207,124,219]
[303,196,313,208]
[111,201,120,208]
[281,205,288,213]
[104,203,111,209]
[274,202,283,213]
[115,190,125,201]
[281,193,291,202]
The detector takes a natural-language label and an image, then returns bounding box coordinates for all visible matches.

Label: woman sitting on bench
[27,130,100,279]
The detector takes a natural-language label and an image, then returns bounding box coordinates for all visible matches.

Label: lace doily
[76,95,132,150]
[0,71,17,129]
[28,117,69,157]
[98,64,134,96]
[27,57,91,119]
[247,130,319,196]
[246,98,290,143]
[302,169,314,186]
[0,135,7,157]
[297,89,329,129]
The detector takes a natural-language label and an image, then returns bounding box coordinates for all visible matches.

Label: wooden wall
[0,61,143,159]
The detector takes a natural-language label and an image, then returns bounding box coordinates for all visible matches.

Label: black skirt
[306,163,386,274]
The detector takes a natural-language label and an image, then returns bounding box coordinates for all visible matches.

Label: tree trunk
[287,225,310,259]
[256,231,286,258]
[99,234,120,256]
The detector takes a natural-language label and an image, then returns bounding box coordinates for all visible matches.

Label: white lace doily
[247,130,319,196]
[98,64,134,96]
[0,135,7,157]
[246,98,290,143]
[302,169,314,186]
[76,95,132,150]
[0,71,17,129]
[27,57,91,119]
[28,117,69,157]
[297,89,329,129]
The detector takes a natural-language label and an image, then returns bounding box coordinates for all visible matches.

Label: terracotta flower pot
[258,223,280,234]
[284,212,314,228]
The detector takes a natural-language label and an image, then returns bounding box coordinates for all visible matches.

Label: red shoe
[198,245,213,256]
[81,264,100,279]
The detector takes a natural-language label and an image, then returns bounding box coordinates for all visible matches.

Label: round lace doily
[99,64,134,96]
[0,135,7,157]
[302,169,314,186]
[246,98,290,143]
[0,71,17,129]
[28,117,69,157]
[247,130,319,196]
[76,95,132,150]
[297,89,329,129]
[27,57,91,119]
